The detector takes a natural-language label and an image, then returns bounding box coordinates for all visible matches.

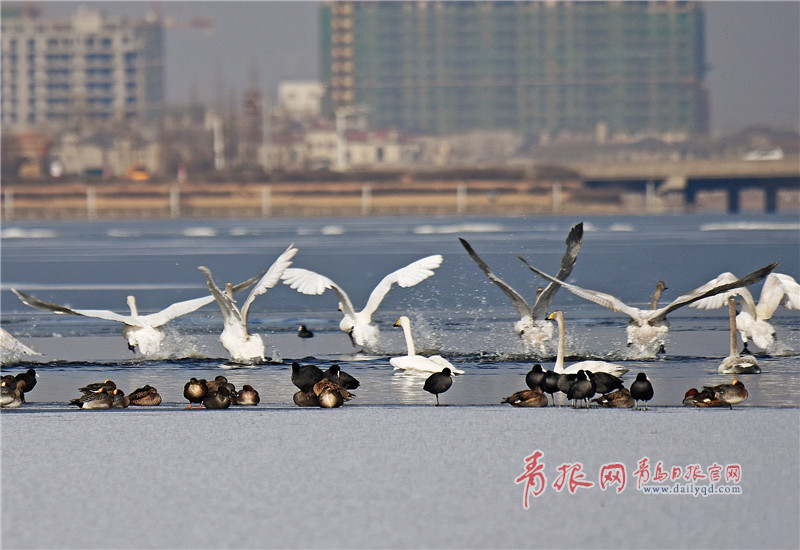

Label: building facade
[1,4,164,132]
[320,1,709,142]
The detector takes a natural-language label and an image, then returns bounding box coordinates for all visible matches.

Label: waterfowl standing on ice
[282,255,443,350]
[459,222,583,354]
[110,389,130,408]
[525,364,546,390]
[682,388,727,408]
[390,315,464,374]
[184,378,208,409]
[322,364,360,390]
[293,390,320,407]
[521,260,778,355]
[313,378,354,408]
[234,385,260,406]
[1,380,24,408]
[128,385,162,406]
[291,361,324,392]
[70,387,113,409]
[629,372,654,410]
[423,368,453,406]
[14,368,38,393]
[79,379,116,394]
[566,370,596,408]
[199,244,298,363]
[203,386,232,409]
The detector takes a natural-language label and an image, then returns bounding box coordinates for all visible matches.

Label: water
[2,213,798,408]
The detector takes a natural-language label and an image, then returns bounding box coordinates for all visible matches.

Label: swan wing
[459,238,533,318]
[532,222,584,319]
[649,262,778,321]
[688,273,747,310]
[240,244,298,321]
[518,260,643,320]
[282,267,357,318]
[756,273,800,319]
[11,288,140,325]
[141,295,216,327]
[198,265,244,327]
[0,327,43,356]
[362,255,443,317]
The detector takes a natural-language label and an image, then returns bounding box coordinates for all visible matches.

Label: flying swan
[519,259,778,354]
[281,254,443,350]
[199,244,297,363]
[390,315,464,375]
[690,272,799,352]
[11,275,265,357]
[459,222,583,354]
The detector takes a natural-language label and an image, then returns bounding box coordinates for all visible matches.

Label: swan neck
[554,314,565,373]
[401,320,416,356]
[127,296,138,316]
[728,298,738,356]
[649,286,664,310]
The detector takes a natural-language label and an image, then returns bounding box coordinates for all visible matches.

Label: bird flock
[3,221,797,410]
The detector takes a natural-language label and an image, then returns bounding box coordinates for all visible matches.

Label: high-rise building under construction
[320,1,709,141]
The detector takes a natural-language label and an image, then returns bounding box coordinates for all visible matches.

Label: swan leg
[128,342,136,353]
[741,342,751,354]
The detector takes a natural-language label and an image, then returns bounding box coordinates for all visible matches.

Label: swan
[12,278,261,357]
[520,259,778,354]
[691,272,799,352]
[459,222,583,354]
[717,296,760,374]
[389,315,464,375]
[199,244,297,363]
[547,311,628,377]
[282,254,443,350]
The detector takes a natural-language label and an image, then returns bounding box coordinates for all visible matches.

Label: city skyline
[28,1,800,135]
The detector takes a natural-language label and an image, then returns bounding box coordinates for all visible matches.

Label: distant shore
[3,180,797,221]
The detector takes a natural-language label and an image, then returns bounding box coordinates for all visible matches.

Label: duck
[14,368,38,393]
[592,388,635,408]
[520,260,778,355]
[128,385,162,406]
[566,370,596,408]
[12,280,254,357]
[717,297,760,374]
[501,387,548,407]
[293,390,320,407]
[691,272,799,353]
[313,378,354,408]
[322,364,360,390]
[297,324,314,338]
[423,367,453,406]
[199,244,298,363]
[1,379,24,408]
[0,327,43,358]
[459,222,583,354]
[525,364,545,390]
[629,372,654,410]
[110,389,130,408]
[291,361,324,392]
[203,386,232,409]
[682,388,726,408]
[547,311,628,376]
[79,379,116,394]
[206,375,235,395]
[70,387,113,409]
[233,385,260,406]
[702,380,748,408]
[390,315,464,375]
[183,378,208,409]
[282,254,443,350]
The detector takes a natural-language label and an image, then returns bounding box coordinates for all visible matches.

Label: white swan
[282,254,443,350]
[520,259,777,354]
[459,222,582,354]
[199,244,297,363]
[10,283,258,357]
[547,311,628,376]
[691,272,799,352]
[0,327,43,359]
[718,297,760,374]
[389,315,464,375]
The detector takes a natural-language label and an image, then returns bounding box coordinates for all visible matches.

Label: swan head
[656,281,667,292]
[546,311,564,323]
[393,316,411,329]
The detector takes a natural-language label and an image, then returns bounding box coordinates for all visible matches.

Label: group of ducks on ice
[6,222,798,403]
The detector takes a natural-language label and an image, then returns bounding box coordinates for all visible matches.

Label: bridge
[570,157,800,213]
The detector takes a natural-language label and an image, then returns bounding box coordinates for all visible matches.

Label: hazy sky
[39,1,800,135]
